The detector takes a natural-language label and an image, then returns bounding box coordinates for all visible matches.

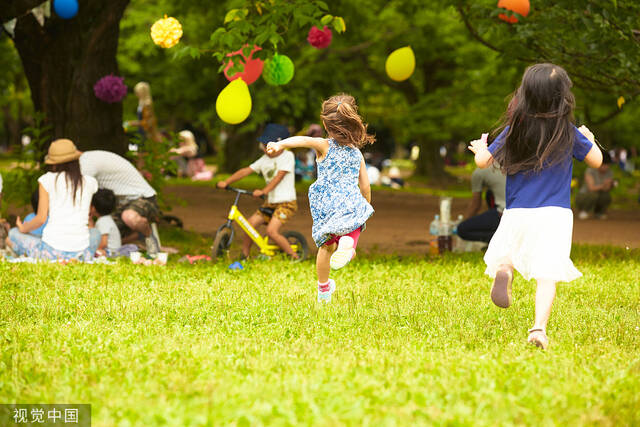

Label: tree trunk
[6,0,130,154]
[415,138,448,180]
[223,129,261,173]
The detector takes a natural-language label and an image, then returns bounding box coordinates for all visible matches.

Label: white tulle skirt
[484,207,582,282]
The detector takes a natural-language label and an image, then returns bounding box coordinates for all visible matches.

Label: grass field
[1,244,639,426]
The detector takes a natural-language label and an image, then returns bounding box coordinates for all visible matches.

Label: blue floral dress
[309,139,374,247]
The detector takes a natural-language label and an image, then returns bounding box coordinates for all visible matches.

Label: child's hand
[577,125,595,144]
[266,142,282,155]
[217,181,228,189]
[468,133,489,154]
[16,216,25,233]
[252,189,265,198]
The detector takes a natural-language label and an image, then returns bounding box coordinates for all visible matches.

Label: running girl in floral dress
[267,94,374,302]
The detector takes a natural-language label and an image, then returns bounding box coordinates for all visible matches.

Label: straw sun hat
[44,138,82,165]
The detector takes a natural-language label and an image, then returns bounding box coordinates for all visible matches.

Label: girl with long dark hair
[468,63,603,349]
[7,139,98,261]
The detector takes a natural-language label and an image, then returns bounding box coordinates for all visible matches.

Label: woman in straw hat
[7,139,98,261]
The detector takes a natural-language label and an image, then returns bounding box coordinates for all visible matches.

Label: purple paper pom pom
[93,74,127,103]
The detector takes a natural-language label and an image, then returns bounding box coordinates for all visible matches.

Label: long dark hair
[492,63,576,174]
[320,93,375,148]
[49,159,84,204]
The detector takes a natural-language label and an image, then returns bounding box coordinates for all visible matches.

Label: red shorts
[324,227,362,247]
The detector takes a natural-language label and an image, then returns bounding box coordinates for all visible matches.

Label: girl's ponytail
[321,94,375,148]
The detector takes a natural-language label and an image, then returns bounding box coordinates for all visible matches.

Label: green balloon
[262,54,295,86]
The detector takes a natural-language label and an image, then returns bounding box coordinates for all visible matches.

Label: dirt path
[166,185,640,254]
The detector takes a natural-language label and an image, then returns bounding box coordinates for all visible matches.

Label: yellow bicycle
[212,187,309,260]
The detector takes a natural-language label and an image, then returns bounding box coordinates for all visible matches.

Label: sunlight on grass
[1,248,638,425]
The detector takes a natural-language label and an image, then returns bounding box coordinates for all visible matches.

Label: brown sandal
[527,328,549,350]
[491,269,513,308]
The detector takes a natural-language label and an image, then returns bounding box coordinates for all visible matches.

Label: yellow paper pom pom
[151,15,183,49]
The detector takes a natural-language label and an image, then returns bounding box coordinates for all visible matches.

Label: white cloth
[95,215,122,251]
[366,165,380,185]
[249,151,296,204]
[79,151,155,200]
[39,172,98,252]
[484,207,581,282]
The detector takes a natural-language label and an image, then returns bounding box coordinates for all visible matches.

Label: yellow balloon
[216,79,252,124]
[385,46,415,82]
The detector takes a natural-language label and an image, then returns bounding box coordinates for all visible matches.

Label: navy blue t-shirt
[488,125,593,209]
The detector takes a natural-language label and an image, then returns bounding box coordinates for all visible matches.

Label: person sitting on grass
[576,152,615,220]
[7,139,98,261]
[456,163,506,243]
[80,150,161,255]
[90,189,122,257]
[216,123,298,260]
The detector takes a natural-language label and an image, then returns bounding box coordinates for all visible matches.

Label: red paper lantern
[223,45,264,85]
[307,26,332,49]
[498,0,530,23]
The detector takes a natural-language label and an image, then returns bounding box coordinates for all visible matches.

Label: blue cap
[258,123,290,145]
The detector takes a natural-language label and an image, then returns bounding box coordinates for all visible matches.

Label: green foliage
[113,0,640,179]
[449,0,640,105]
[126,133,178,210]
[209,0,336,69]
[1,113,50,214]
[0,248,638,424]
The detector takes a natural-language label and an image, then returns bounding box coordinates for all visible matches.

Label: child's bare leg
[317,243,336,283]
[266,217,298,259]
[533,279,556,330]
[528,279,556,350]
[242,213,264,257]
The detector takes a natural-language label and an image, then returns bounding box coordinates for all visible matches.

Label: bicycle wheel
[283,230,309,261]
[212,225,233,258]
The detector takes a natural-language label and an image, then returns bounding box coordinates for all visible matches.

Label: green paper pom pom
[262,54,295,86]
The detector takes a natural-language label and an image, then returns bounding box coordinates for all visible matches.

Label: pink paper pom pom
[307,26,332,49]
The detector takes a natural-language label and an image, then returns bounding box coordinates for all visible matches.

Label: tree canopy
[2,0,640,173]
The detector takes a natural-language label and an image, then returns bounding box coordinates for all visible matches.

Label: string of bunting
[2,0,51,37]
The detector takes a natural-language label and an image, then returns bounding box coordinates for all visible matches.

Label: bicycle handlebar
[221,186,265,199]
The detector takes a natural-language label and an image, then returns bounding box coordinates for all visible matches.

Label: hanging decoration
[3,19,17,37]
[53,0,78,19]
[223,45,264,85]
[385,46,415,82]
[307,26,332,49]
[94,75,128,104]
[150,15,183,48]
[262,54,295,86]
[216,79,252,124]
[497,0,530,23]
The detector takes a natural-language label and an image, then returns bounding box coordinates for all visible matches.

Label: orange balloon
[498,0,530,23]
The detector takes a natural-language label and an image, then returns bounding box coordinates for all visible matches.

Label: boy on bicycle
[217,124,299,259]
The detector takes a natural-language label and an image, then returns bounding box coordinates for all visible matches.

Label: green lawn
[1,243,639,426]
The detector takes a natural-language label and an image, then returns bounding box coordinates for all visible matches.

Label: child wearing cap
[216,123,298,259]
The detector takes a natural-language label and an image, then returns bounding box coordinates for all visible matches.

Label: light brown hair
[320,94,375,148]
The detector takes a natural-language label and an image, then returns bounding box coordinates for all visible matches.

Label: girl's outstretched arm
[266,137,329,159]
[468,133,493,168]
[358,157,371,203]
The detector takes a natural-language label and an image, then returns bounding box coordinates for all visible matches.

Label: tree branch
[1,0,46,22]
